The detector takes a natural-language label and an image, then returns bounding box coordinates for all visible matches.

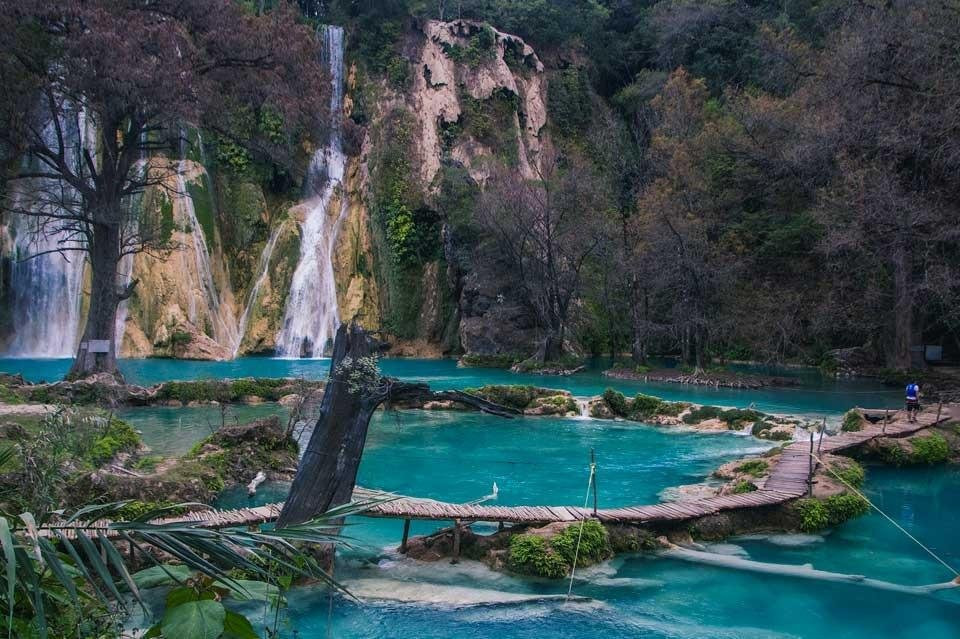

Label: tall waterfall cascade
[2,108,93,357]
[275,24,348,358]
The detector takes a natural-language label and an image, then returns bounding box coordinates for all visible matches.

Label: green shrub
[732,480,757,494]
[719,408,763,427]
[460,353,523,368]
[682,405,723,424]
[735,460,769,477]
[831,460,865,488]
[795,499,829,532]
[841,410,863,432]
[464,385,538,411]
[823,494,870,525]
[550,521,610,567]
[629,393,663,419]
[0,384,23,404]
[132,455,163,472]
[507,535,568,579]
[89,418,141,464]
[602,389,630,417]
[910,434,950,465]
[656,401,688,417]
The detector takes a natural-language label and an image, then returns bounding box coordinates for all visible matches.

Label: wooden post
[807,431,815,497]
[883,408,889,434]
[817,419,826,456]
[452,519,462,557]
[591,448,599,516]
[400,518,411,553]
[498,521,504,532]
[935,401,942,425]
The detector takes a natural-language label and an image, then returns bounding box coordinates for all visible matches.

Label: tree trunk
[277,322,517,529]
[68,221,122,381]
[630,280,648,365]
[890,246,914,370]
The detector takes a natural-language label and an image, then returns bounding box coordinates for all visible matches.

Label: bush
[795,499,829,532]
[841,410,863,432]
[682,405,723,424]
[735,460,769,477]
[629,393,663,419]
[796,494,869,532]
[823,494,870,525]
[550,521,610,567]
[89,418,141,464]
[831,460,865,488]
[507,535,568,579]
[732,480,757,494]
[464,385,538,411]
[910,434,950,465]
[602,389,630,417]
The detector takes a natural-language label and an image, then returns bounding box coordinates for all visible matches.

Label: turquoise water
[0,357,900,417]
[3,357,953,637]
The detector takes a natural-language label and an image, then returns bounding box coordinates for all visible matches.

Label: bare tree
[477,150,612,363]
[0,0,326,379]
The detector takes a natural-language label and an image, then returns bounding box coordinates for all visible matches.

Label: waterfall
[2,107,93,357]
[275,25,348,358]
[234,221,286,356]
[176,169,241,353]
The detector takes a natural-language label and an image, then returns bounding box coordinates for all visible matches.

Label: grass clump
[684,406,763,428]
[795,494,869,532]
[602,388,630,417]
[910,434,950,465]
[600,389,686,420]
[830,459,865,488]
[841,409,864,432]
[464,385,540,411]
[460,353,523,368]
[507,535,569,579]
[732,480,758,494]
[735,460,769,477]
[89,418,142,464]
[507,521,611,579]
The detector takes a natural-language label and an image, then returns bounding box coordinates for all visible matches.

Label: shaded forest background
[306,0,959,372]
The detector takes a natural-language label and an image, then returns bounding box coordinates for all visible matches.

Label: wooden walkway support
[42,407,951,539]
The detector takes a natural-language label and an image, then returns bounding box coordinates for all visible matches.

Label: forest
[1,0,958,378]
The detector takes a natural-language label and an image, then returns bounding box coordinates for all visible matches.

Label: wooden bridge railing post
[817,419,825,456]
[452,519,462,557]
[400,518,411,554]
[807,431,815,497]
[883,409,889,434]
[936,400,943,425]
[591,448,599,516]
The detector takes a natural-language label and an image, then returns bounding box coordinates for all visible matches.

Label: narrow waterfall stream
[175,170,240,353]
[234,221,286,356]
[3,108,92,357]
[275,24,347,358]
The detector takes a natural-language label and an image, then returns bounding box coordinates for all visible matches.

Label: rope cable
[811,451,958,578]
[565,460,596,602]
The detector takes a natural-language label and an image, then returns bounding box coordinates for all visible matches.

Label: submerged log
[276,322,516,528]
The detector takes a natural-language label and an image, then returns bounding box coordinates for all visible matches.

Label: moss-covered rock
[463,385,574,414]
[507,520,611,578]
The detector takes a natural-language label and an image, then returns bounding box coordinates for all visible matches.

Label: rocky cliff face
[0,19,553,362]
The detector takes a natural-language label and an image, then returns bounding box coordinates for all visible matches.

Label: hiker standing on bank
[905,381,920,422]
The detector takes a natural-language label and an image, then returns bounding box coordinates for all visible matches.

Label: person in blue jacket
[905,381,920,422]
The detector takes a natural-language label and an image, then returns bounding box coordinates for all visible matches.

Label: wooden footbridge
[49,406,951,540]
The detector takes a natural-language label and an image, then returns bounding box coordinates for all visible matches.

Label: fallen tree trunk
[276,322,516,528]
[662,543,960,598]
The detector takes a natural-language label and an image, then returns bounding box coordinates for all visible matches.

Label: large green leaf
[215,579,280,602]
[132,564,192,589]
[0,517,16,639]
[162,599,226,639]
[222,610,260,639]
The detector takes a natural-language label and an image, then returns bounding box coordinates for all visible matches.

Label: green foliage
[507,521,610,579]
[732,480,757,494]
[841,410,863,432]
[459,353,524,368]
[629,393,663,418]
[157,191,175,244]
[156,378,291,403]
[507,534,568,579]
[90,418,141,464]
[796,494,870,532]
[460,89,520,165]
[184,178,217,249]
[735,460,769,477]
[547,67,592,138]
[831,460,865,488]
[684,406,763,428]
[464,385,557,411]
[910,434,950,465]
[602,388,630,417]
[131,455,163,472]
[442,23,498,67]
[550,520,610,566]
[0,384,23,404]
[794,498,829,532]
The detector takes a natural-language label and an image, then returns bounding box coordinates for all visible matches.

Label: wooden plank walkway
[44,407,951,538]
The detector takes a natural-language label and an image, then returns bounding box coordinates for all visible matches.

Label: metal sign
[87,340,111,353]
